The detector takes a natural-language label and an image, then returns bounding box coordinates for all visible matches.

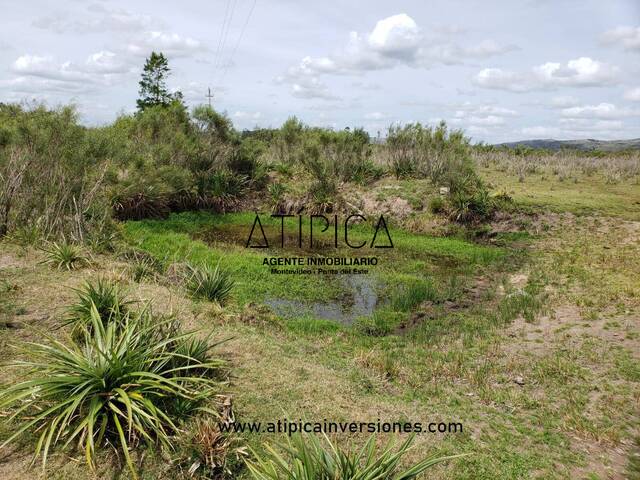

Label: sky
[0,0,639,143]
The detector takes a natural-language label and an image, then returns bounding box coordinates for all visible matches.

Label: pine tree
[136,52,181,111]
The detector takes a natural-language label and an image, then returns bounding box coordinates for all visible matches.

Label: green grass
[123,211,508,326]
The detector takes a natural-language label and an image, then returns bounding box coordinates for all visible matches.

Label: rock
[514,376,525,386]
[439,186,450,196]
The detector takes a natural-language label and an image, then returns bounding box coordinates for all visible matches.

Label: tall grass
[473,147,640,184]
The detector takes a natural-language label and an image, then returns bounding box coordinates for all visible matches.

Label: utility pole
[206,87,214,108]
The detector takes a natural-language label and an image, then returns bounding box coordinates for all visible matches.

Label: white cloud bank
[600,26,640,52]
[473,57,620,92]
[278,13,516,100]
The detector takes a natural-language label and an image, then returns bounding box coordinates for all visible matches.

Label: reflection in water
[264,275,378,325]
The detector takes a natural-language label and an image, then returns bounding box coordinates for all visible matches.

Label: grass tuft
[40,241,89,271]
[185,262,235,304]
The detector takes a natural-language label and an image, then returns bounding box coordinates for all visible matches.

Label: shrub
[0,305,225,477]
[245,433,462,479]
[0,105,112,241]
[299,140,338,205]
[428,196,445,214]
[185,262,235,304]
[41,241,89,270]
[448,185,496,224]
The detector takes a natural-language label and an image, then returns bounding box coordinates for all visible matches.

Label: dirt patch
[0,253,28,270]
[360,191,414,219]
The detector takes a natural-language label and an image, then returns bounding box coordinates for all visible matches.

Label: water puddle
[199,224,337,254]
[198,224,382,324]
[264,275,379,325]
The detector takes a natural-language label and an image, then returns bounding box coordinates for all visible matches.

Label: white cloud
[468,114,505,126]
[560,103,639,119]
[283,13,515,79]
[234,111,262,120]
[0,76,92,94]
[447,102,517,131]
[453,102,518,116]
[290,77,338,100]
[84,51,131,74]
[600,26,640,52]
[126,31,207,58]
[473,57,620,92]
[368,14,421,53]
[521,126,559,137]
[10,51,133,93]
[558,118,623,130]
[364,112,386,120]
[521,118,631,140]
[624,87,640,102]
[549,95,580,108]
[33,6,155,34]
[277,14,515,101]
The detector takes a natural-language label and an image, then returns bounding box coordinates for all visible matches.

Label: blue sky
[1,0,639,142]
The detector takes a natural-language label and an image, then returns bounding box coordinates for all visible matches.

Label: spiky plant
[246,433,464,480]
[65,278,132,332]
[129,256,160,282]
[41,241,89,271]
[183,418,247,478]
[185,262,234,304]
[0,305,225,478]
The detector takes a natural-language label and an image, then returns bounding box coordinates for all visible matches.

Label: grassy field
[1,163,639,479]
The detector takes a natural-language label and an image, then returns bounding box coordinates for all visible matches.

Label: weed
[182,418,246,478]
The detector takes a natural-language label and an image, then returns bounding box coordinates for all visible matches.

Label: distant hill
[495,138,640,152]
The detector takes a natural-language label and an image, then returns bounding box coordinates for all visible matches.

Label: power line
[220,0,257,84]
[215,0,238,73]
[212,0,232,81]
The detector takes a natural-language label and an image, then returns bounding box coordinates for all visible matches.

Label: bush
[246,433,462,479]
[447,184,496,224]
[0,305,224,477]
[185,262,235,304]
[0,104,112,241]
[428,196,445,214]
